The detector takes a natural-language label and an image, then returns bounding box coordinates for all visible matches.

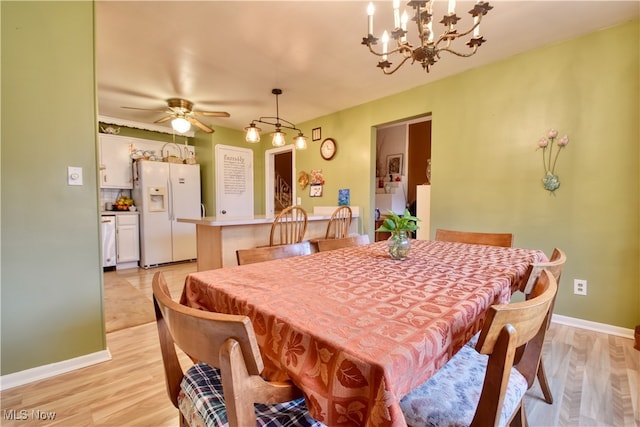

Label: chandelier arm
[382,55,413,75]
[437,45,479,58]
[367,43,412,58]
[436,13,484,43]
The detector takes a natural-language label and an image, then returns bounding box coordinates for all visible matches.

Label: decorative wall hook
[537,128,569,193]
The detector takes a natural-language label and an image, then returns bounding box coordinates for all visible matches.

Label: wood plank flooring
[1,262,638,426]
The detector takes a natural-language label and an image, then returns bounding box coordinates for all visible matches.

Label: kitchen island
[178,207,360,271]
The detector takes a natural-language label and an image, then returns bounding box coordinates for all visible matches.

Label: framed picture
[386,154,403,175]
[338,189,350,206]
[310,184,323,197]
[312,127,322,141]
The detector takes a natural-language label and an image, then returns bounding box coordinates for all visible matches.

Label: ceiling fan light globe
[271,131,286,147]
[245,125,262,143]
[171,117,191,133]
[294,134,308,150]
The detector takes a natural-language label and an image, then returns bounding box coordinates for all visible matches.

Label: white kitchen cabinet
[116,214,139,265]
[99,134,134,189]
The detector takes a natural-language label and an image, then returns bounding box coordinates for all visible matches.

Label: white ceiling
[96,1,639,134]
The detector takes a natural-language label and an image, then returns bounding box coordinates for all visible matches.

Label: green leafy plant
[376,209,420,236]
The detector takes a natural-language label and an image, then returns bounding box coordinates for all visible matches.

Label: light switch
[68,166,83,186]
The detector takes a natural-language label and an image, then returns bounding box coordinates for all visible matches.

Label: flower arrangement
[538,128,569,193]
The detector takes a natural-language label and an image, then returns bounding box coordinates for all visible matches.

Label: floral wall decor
[537,128,570,193]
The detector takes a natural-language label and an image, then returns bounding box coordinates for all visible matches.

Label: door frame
[265,145,296,218]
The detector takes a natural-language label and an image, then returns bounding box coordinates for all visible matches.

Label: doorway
[265,145,296,218]
[374,116,431,239]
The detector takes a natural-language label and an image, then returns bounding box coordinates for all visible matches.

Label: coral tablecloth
[181,240,546,427]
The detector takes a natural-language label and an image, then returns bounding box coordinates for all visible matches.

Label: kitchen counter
[100,210,139,215]
[178,207,360,271]
[179,213,333,226]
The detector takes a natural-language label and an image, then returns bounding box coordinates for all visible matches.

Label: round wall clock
[320,138,337,160]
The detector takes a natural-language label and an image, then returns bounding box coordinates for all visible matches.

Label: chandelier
[245,89,308,150]
[362,0,492,74]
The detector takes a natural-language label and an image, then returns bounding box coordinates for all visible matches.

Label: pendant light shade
[294,133,308,150]
[245,123,261,143]
[271,130,286,147]
[171,117,191,133]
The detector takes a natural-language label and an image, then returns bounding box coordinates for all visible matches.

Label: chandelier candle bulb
[382,31,389,60]
[401,11,408,41]
[448,0,456,14]
[368,2,374,34]
[473,16,480,37]
[393,0,400,28]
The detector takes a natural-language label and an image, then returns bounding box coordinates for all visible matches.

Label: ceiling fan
[122,98,230,133]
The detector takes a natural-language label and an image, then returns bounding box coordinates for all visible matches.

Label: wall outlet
[574,279,587,296]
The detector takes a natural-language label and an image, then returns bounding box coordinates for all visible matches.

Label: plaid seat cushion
[399,345,528,427]
[179,362,325,427]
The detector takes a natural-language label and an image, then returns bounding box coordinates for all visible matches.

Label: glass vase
[387,230,411,260]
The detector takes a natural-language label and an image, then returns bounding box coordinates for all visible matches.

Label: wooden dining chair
[435,228,514,247]
[236,241,314,265]
[270,205,308,246]
[400,269,558,427]
[324,206,352,239]
[152,272,322,427]
[316,234,370,252]
[520,247,567,404]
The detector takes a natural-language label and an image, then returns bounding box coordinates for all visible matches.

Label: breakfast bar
[178,207,360,271]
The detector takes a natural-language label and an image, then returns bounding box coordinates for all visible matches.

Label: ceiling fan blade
[192,111,231,118]
[121,106,168,113]
[187,117,214,133]
[154,115,173,124]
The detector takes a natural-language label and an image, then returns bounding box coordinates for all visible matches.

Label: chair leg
[537,361,554,404]
[509,401,526,427]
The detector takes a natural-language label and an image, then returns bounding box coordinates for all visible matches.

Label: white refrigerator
[133,161,201,268]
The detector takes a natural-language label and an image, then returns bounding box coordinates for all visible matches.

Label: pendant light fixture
[245,89,307,150]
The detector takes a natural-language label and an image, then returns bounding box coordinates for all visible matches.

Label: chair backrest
[521,247,566,294]
[270,205,308,246]
[324,206,353,239]
[316,234,370,252]
[471,269,557,425]
[236,241,313,265]
[435,228,514,247]
[152,272,302,426]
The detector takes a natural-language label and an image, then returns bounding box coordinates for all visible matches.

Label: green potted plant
[376,208,420,260]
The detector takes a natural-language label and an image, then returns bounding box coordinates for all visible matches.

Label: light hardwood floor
[1,263,638,426]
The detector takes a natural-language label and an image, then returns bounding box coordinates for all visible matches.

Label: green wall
[1,2,637,379]
[1,1,104,374]
[293,19,639,329]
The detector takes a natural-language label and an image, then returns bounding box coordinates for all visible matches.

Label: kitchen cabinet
[116,214,139,265]
[99,134,133,189]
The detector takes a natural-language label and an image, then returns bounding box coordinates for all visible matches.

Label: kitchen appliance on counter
[133,161,201,268]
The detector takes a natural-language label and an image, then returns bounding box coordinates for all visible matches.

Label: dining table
[180,239,547,427]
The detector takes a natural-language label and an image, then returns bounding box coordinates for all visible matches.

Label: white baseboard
[551,314,635,340]
[0,349,112,391]
[0,315,633,391]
